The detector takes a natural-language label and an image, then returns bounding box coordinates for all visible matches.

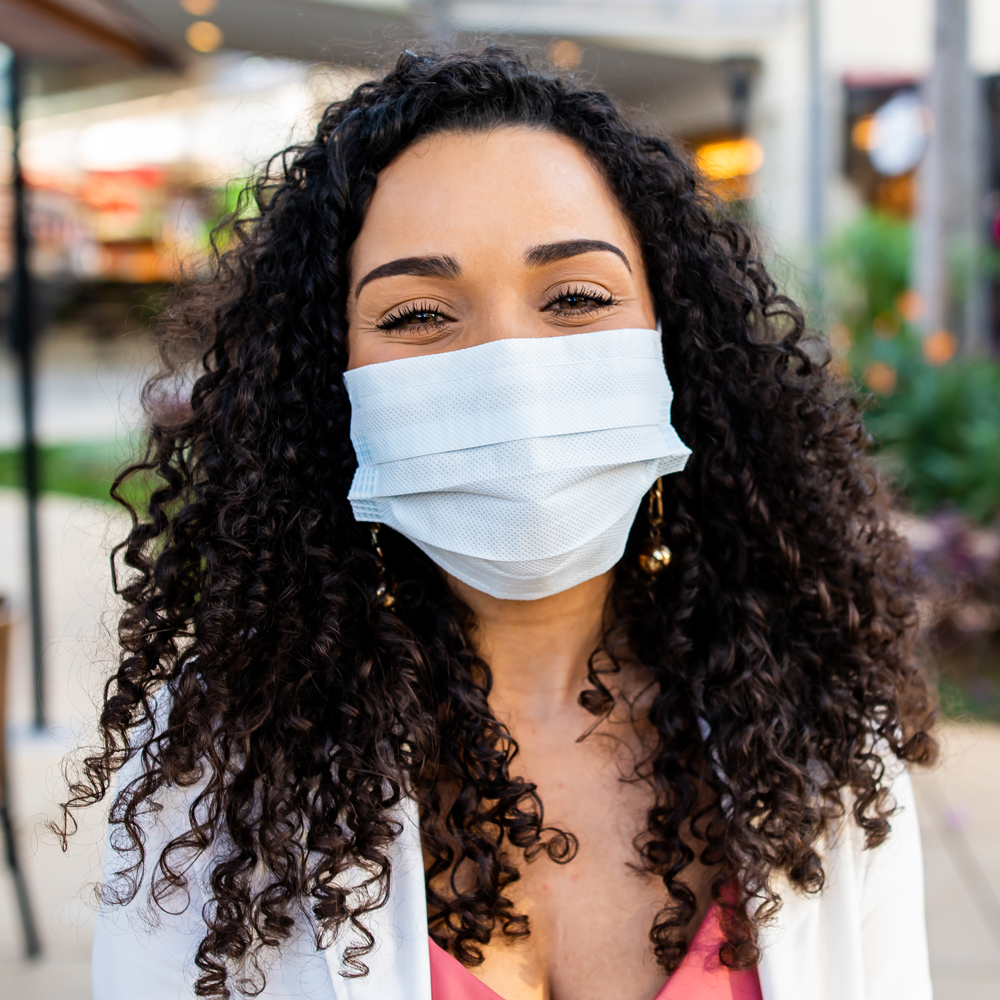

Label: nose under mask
[344,327,691,600]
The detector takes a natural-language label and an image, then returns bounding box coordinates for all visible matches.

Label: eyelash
[374,286,618,331]
[543,285,618,314]
[375,301,451,331]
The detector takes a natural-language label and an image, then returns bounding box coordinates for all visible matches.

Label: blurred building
[4,0,1000,339]
[0,55,365,283]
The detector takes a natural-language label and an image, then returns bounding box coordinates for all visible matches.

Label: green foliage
[939,676,1000,724]
[826,209,912,326]
[826,210,1000,524]
[0,439,152,511]
[867,355,1000,522]
[205,178,255,254]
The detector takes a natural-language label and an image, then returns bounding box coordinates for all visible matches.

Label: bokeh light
[547,39,583,70]
[181,0,217,14]
[923,329,959,365]
[864,361,898,394]
[186,20,223,53]
[695,137,764,182]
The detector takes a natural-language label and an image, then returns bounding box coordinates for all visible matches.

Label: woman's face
[346,127,656,369]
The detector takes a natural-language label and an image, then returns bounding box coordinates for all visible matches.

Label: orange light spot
[186,20,223,52]
[872,313,899,339]
[896,290,924,322]
[695,137,764,182]
[851,115,876,151]
[180,0,216,14]
[923,329,957,365]
[547,39,583,69]
[864,361,897,394]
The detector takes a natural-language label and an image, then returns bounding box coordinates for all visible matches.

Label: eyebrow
[524,239,631,273]
[354,255,461,298]
[353,239,631,299]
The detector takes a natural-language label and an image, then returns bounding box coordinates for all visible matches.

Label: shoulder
[852,762,925,914]
[92,689,431,1000]
[757,762,932,1000]
[92,692,339,1000]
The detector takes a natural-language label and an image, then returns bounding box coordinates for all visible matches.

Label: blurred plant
[826,209,912,326]
[0,439,153,511]
[897,512,1000,722]
[867,359,1000,522]
[203,178,252,255]
[825,210,1000,524]
[826,210,1000,718]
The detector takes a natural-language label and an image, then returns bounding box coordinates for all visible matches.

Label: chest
[425,715,714,1000]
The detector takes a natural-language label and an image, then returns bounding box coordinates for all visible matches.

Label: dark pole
[8,53,45,730]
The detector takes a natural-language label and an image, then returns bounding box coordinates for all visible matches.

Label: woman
[69,48,937,1000]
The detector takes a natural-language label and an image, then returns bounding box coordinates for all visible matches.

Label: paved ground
[0,332,155,448]
[0,488,998,998]
[915,723,1000,998]
[0,492,123,998]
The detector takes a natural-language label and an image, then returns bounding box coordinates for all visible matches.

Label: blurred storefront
[840,67,1000,353]
[3,0,1000,357]
[2,55,366,286]
[10,51,767,274]
[6,1,999,311]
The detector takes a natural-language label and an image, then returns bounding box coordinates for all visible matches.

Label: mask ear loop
[638,478,672,575]
[370,523,396,608]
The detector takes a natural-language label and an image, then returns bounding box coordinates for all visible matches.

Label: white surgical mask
[344,327,691,600]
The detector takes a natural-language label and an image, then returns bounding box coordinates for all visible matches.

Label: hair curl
[60,46,937,998]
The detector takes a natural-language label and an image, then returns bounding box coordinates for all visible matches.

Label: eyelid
[377,295,451,318]
[543,277,615,297]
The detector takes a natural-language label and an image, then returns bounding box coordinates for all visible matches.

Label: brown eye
[376,301,453,332]
[544,286,617,315]
[399,309,441,326]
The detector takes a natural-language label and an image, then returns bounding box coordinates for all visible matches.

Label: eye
[543,285,618,316]
[375,301,453,332]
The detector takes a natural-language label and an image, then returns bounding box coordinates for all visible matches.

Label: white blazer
[93,750,932,1000]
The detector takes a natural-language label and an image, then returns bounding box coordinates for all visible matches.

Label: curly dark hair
[59,45,937,998]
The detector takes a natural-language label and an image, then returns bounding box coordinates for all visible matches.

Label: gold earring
[638,477,672,575]
[370,523,396,608]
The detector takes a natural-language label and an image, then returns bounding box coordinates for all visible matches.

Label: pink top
[428,903,762,1000]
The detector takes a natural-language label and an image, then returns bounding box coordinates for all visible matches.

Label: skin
[347,128,713,1000]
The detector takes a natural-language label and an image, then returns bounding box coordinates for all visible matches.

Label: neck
[446,570,614,720]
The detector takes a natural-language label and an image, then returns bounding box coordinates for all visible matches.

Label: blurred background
[0,1,998,997]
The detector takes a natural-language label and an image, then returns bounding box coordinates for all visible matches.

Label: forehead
[351,127,636,266]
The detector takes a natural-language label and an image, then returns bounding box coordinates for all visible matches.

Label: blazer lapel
[329,796,432,1000]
